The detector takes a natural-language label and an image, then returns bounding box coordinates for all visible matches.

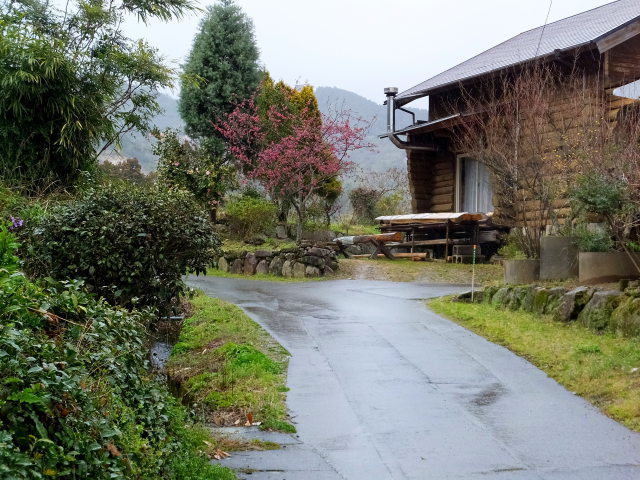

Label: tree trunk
[292,198,305,243]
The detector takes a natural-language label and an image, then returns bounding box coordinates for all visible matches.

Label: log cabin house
[382,0,640,240]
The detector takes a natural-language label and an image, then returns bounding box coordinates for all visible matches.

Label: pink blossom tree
[218,97,372,241]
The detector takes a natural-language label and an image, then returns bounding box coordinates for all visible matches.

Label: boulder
[508,286,530,310]
[307,247,332,258]
[301,255,325,268]
[255,250,273,259]
[282,260,294,278]
[482,285,500,304]
[520,286,537,312]
[532,288,550,314]
[543,287,567,315]
[610,296,640,337]
[243,253,258,275]
[491,287,512,308]
[328,261,339,271]
[554,286,594,323]
[256,260,269,275]
[323,266,334,275]
[292,262,306,278]
[218,257,229,273]
[269,257,284,276]
[577,290,621,331]
[230,258,244,275]
[305,265,321,277]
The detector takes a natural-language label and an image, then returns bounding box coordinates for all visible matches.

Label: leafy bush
[154,129,236,219]
[0,226,232,479]
[497,233,527,259]
[225,195,277,240]
[569,173,628,217]
[349,187,381,224]
[573,224,614,252]
[25,183,220,313]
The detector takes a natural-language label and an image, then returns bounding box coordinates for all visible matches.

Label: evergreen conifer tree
[179,0,261,148]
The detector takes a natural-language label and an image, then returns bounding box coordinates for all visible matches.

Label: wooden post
[445,221,450,260]
[411,228,415,254]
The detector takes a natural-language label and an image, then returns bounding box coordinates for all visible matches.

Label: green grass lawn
[167,294,295,434]
[429,297,640,431]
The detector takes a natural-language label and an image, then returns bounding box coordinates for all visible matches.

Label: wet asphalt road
[187,276,640,480]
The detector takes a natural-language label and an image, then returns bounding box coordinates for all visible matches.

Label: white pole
[471,244,477,302]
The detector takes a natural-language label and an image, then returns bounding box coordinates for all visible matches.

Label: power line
[535,0,554,58]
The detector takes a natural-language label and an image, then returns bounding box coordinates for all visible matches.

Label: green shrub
[497,233,527,259]
[225,195,277,240]
[0,227,232,479]
[573,224,614,252]
[25,183,220,313]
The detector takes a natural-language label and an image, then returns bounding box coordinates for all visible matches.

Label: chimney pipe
[383,87,437,151]
[384,87,398,134]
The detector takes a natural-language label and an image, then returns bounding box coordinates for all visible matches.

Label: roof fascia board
[595,17,640,53]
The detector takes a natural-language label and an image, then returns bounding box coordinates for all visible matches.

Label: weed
[168,294,294,433]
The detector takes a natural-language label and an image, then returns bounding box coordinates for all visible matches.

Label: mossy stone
[520,286,537,312]
[543,287,567,315]
[577,291,621,332]
[218,256,229,272]
[610,296,640,337]
[492,287,512,308]
[483,286,499,304]
[509,286,529,310]
[532,288,550,314]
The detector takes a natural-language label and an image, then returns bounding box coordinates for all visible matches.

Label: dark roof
[395,0,640,106]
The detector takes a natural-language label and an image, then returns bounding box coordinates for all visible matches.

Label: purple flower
[9,216,24,230]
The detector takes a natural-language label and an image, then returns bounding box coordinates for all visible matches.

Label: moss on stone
[482,285,499,304]
[610,296,640,337]
[509,286,529,311]
[578,291,621,332]
[520,286,537,312]
[532,288,550,314]
[492,287,512,308]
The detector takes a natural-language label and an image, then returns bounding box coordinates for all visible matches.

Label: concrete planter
[504,259,540,284]
[579,252,640,283]
[540,236,578,281]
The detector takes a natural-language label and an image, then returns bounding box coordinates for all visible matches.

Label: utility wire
[535,0,554,58]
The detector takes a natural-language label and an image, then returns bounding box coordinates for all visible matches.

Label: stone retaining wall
[469,283,640,337]
[215,246,338,278]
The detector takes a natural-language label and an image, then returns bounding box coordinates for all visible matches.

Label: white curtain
[463,158,493,213]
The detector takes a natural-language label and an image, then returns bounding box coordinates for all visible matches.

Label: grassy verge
[221,238,297,252]
[167,293,295,434]
[205,267,322,283]
[429,297,640,431]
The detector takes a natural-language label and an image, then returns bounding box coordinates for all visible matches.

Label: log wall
[404,34,640,225]
[406,149,455,213]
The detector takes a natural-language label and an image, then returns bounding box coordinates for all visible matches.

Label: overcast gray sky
[123,0,616,106]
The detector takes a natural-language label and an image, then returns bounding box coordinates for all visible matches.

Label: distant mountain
[315,87,428,173]
[315,87,427,134]
[113,87,426,174]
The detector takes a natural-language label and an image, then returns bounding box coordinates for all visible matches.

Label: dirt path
[334,257,500,285]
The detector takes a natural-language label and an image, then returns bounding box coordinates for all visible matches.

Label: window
[455,157,494,213]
